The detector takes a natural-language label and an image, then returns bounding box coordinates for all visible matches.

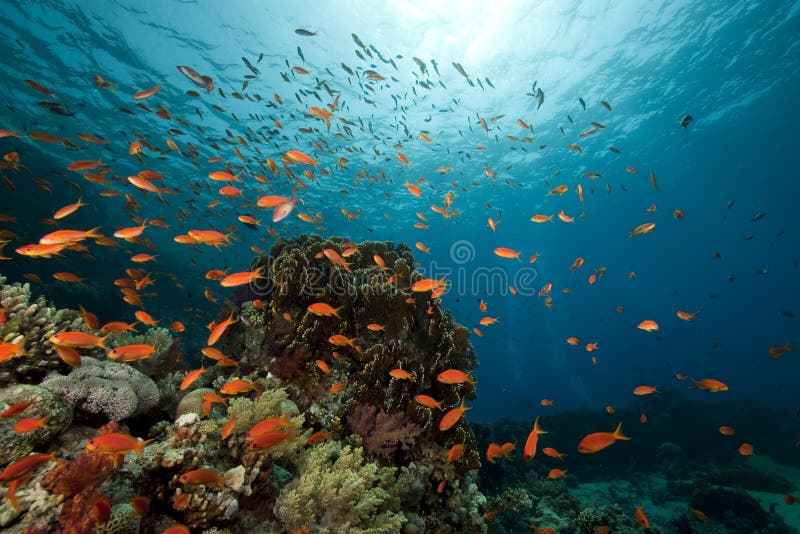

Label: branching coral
[41,356,159,422]
[273,441,405,533]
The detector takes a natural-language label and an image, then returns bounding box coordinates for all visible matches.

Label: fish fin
[614,422,631,441]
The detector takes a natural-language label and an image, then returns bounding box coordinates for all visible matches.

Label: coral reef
[0,384,72,464]
[347,403,425,460]
[0,274,85,387]
[0,236,488,533]
[273,441,406,533]
[41,356,159,422]
[689,486,793,533]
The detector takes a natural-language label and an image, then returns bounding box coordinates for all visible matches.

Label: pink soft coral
[347,404,424,459]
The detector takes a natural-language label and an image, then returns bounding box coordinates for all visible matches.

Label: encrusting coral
[41,356,159,422]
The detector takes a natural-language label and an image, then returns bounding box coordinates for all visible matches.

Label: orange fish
[53,198,87,220]
[180,367,206,390]
[479,317,499,326]
[542,447,566,461]
[221,418,237,440]
[86,433,153,456]
[220,379,256,395]
[307,302,342,318]
[323,248,351,270]
[411,277,446,292]
[389,368,414,380]
[438,399,471,431]
[437,369,474,384]
[628,222,655,237]
[634,506,649,528]
[12,416,47,434]
[719,426,735,436]
[446,444,464,463]
[691,378,728,392]
[540,398,553,407]
[676,310,698,321]
[132,85,160,100]
[101,321,138,334]
[0,399,36,419]
[524,416,547,462]
[739,443,754,456]
[328,334,359,349]
[585,342,599,352]
[50,331,108,349]
[220,270,266,287]
[769,343,791,359]
[328,383,346,394]
[633,385,658,396]
[404,181,422,197]
[180,468,223,488]
[557,210,574,223]
[285,150,317,166]
[0,338,28,362]
[415,241,430,254]
[107,344,156,362]
[578,422,631,453]
[40,227,102,245]
[566,337,580,346]
[208,312,236,346]
[548,468,568,479]
[493,247,521,260]
[637,320,659,332]
[640,413,648,423]
[0,452,56,483]
[486,442,515,463]
[414,394,443,410]
[530,214,552,223]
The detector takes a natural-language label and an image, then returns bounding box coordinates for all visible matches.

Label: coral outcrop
[41,356,159,422]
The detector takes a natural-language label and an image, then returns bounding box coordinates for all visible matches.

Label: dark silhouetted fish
[680,114,693,128]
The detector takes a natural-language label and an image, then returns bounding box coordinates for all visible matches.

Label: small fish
[242,56,260,75]
[295,28,317,36]
[680,114,693,128]
[578,422,630,453]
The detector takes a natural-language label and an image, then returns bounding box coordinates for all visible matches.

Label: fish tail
[614,422,631,441]
[97,333,110,349]
[86,226,103,239]
[134,439,155,456]
[13,336,29,356]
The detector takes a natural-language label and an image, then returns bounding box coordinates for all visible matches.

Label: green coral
[225,385,310,459]
[274,441,405,533]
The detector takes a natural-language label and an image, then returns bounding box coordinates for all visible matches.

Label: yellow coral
[274,441,405,533]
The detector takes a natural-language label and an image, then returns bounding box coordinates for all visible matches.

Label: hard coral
[347,403,424,460]
[41,356,159,422]
[0,274,85,387]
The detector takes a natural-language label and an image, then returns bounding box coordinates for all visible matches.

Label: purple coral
[347,404,424,459]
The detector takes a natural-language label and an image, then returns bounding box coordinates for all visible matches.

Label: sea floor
[569,456,800,532]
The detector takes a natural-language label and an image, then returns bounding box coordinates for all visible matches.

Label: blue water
[0,0,798,429]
